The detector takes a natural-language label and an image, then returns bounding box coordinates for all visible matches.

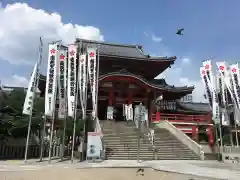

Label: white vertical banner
[67,45,77,117]
[78,53,87,118]
[45,44,58,117]
[229,64,240,124]
[22,62,39,115]
[87,46,97,118]
[23,38,43,116]
[217,71,229,126]
[216,62,237,105]
[58,47,67,119]
[200,67,213,107]
[203,60,220,123]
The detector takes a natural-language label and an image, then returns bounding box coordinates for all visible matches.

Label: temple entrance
[98,99,108,120]
[114,104,124,121]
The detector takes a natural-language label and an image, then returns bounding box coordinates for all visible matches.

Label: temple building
[38,39,213,147]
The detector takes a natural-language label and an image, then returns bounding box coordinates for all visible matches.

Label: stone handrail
[158,120,204,160]
[95,118,105,159]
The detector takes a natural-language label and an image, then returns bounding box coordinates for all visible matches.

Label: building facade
[38,39,214,146]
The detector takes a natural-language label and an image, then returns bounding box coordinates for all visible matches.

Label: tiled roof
[179,102,211,112]
[76,38,176,61]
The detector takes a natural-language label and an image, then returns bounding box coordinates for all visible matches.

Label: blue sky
[1,0,240,100]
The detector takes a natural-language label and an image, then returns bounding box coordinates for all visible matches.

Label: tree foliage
[0,89,43,138]
[0,88,88,139]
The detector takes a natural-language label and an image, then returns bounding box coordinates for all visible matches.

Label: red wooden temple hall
[38,39,213,147]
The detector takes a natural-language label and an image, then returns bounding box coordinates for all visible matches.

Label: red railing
[151,113,210,123]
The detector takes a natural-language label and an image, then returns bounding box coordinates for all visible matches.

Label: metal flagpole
[225,88,233,146]
[234,107,239,146]
[71,71,79,162]
[48,41,60,164]
[48,112,56,163]
[219,116,223,153]
[24,37,43,163]
[137,103,143,163]
[83,45,88,161]
[39,115,46,161]
[60,47,68,161]
[96,45,100,119]
[61,112,67,160]
[24,114,33,163]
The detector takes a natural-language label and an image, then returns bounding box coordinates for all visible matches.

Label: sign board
[87,132,102,160]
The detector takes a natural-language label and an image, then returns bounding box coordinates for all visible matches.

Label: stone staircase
[101,120,155,160]
[101,120,200,160]
[154,128,200,160]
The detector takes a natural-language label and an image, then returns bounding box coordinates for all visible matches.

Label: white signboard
[87,132,102,160]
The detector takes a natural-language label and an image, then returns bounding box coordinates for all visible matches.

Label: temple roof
[178,102,210,112]
[38,70,194,98]
[99,70,194,93]
[76,38,177,62]
[75,39,176,79]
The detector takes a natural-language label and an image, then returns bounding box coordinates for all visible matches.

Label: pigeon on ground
[136,168,144,176]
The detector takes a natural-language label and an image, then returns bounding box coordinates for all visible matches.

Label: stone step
[106,156,199,160]
[105,148,194,153]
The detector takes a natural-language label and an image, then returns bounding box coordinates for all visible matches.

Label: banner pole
[48,41,60,164]
[39,115,46,161]
[48,113,56,163]
[24,37,43,164]
[71,72,79,162]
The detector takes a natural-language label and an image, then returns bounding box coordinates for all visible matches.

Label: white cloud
[2,74,28,87]
[144,32,149,37]
[181,57,190,65]
[151,34,162,42]
[144,32,162,42]
[0,3,104,65]
[155,67,207,103]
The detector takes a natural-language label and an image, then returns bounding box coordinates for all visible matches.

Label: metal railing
[0,141,61,160]
[152,113,210,123]
[221,146,240,153]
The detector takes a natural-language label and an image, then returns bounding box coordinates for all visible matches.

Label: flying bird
[176,28,184,36]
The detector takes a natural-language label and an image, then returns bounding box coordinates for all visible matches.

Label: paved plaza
[0,159,239,179]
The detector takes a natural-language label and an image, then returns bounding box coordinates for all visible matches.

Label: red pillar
[108,84,114,106]
[192,126,198,141]
[207,126,214,147]
[127,88,132,105]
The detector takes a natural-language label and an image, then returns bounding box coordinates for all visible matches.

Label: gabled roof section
[75,38,176,62]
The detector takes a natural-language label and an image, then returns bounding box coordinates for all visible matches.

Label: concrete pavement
[0,159,240,179]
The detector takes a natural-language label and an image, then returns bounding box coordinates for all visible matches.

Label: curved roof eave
[39,72,194,93]
[99,71,194,93]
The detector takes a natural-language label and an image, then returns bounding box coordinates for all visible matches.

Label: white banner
[67,45,77,117]
[78,53,87,118]
[216,62,234,126]
[216,62,237,105]
[45,44,58,117]
[57,47,67,119]
[200,67,213,107]
[229,64,240,124]
[87,47,97,118]
[23,38,43,116]
[202,60,220,123]
[22,62,38,115]
[217,71,229,126]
